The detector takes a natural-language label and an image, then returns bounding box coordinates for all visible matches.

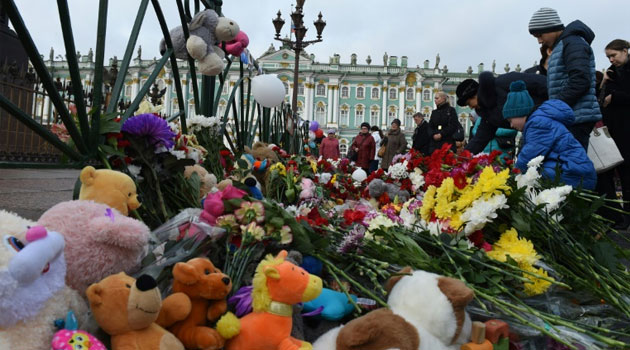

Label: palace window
[406,88,414,101]
[405,110,414,128]
[356,87,365,99]
[355,107,364,127]
[370,109,379,127]
[388,108,397,124]
[315,104,326,125]
[423,89,431,101]
[283,82,289,95]
[340,108,349,125]
[316,84,326,96]
[389,88,397,100]
[449,95,455,106]
[371,87,379,99]
[125,85,132,97]
[341,86,349,98]
[298,83,304,96]
[340,143,348,157]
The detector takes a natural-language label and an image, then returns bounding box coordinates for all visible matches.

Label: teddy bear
[38,200,150,295]
[157,257,232,350]
[222,30,249,56]
[0,222,91,350]
[312,267,474,350]
[184,164,217,199]
[78,165,141,216]
[368,178,411,203]
[160,9,239,76]
[87,272,185,350]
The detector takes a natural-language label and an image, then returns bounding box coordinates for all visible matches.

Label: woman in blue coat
[503,81,596,189]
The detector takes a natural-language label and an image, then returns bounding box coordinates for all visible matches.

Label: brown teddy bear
[79,165,141,216]
[86,272,185,350]
[157,258,232,350]
[184,165,217,199]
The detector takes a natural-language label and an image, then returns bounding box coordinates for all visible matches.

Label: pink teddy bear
[223,30,249,56]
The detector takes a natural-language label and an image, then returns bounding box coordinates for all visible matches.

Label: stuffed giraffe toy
[217,250,322,350]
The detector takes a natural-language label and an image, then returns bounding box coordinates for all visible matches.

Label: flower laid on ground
[269,162,287,176]
[387,160,410,180]
[234,201,265,224]
[186,114,220,134]
[486,228,553,296]
[121,113,176,148]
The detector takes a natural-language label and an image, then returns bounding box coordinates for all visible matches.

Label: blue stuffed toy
[303,288,357,321]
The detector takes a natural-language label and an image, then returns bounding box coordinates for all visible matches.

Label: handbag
[452,121,465,142]
[587,126,624,173]
[377,145,386,158]
[495,135,516,149]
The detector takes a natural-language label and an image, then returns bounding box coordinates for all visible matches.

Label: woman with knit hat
[349,122,375,172]
[504,80,596,190]
[319,129,340,161]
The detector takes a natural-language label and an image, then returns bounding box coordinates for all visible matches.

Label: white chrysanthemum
[527,155,545,168]
[187,115,221,134]
[460,194,509,235]
[399,205,418,228]
[515,165,541,189]
[319,173,332,184]
[169,150,186,160]
[387,160,409,180]
[532,185,573,212]
[367,214,396,234]
[409,168,425,191]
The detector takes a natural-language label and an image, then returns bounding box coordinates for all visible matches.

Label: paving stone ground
[0,168,80,220]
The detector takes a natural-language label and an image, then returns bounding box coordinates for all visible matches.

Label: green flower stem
[317,254,388,308]
[324,258,361,314]
[488,280,629,347]
[474,289,577,349]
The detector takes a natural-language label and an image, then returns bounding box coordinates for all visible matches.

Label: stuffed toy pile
[0,218,90,350]
[312,267,474,350]
[160,9,239,76]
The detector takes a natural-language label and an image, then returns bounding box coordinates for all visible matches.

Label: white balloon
[251,74,286,108]
[352,168,367,182]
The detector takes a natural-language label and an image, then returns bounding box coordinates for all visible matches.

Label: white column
[331,85,339,126]
[304,79,312,120]
[326,85,335,124]
[165,73,173,116]
[131,73,140,100]
[381,80,388,128]
[398,86,404,126]
[416,87,421,113]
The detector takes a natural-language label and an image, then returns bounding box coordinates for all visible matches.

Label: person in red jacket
[320,129,340,160]
[350,122,375,172]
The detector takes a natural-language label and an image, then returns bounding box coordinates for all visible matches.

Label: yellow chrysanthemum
[486,228,540,267]
[449,211,464,230]
[420,185,437,222]
[331,174,338,184]
[455,185,483,211]
[478,167,511,199]
[435,178,456,219]
[270,163,287,176]
[522,264,554,296]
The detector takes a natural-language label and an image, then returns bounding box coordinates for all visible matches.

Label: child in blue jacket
[503,81,596,189]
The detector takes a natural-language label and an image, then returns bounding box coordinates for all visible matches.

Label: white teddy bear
[0,210,90,350]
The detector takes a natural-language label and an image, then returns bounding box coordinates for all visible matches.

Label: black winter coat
[412,120,431,155]
[602,60,630,158]
[428,103,459,153]
[465,72,548,154]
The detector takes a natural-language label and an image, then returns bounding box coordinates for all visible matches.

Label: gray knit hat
[528,7,564,35]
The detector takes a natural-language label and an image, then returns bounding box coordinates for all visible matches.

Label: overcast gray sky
[10,0,629,72]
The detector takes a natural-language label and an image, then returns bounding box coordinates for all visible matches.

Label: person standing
[411,112,431,155]
[601,39,630,228]
[350,122,375,173]
[528,7,602,149]
[319,129,340,161]
[524,44,551,76]
[428,92,460,153]
[380,119,407,171]
[369,126,383,173]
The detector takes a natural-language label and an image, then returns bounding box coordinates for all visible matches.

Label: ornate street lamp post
[272,1,325,152]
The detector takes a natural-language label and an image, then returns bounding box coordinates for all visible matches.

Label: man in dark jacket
[528,7,602,149]
[428,92,460,153]
[457,72,548,154]
[411,112,431,155]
